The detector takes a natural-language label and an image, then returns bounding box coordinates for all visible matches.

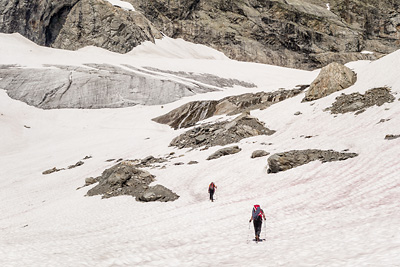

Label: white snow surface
[0,34,400,266]
[105,0,135,11]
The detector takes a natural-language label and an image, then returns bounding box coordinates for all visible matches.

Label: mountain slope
[0,35,399,266]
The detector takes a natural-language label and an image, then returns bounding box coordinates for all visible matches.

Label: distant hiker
[249,204,266,241]
[208,182,217,202]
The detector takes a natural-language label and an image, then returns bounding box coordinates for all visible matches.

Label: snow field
[0,34,400,266]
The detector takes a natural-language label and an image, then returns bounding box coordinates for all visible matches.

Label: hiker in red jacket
[249,204,266,241]
[208,182,217,202]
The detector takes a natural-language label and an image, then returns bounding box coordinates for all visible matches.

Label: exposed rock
[84,177,97,186]
[326,87,395,114]
[170,114,275,149]
[154,87,306,129]
[1,0,399,69]
[207,146,242,160]
[68,161,84,169]
[0,0,160,53]
[86,161,179,201]
[303,62,357,101]
[52,0,162,53]
[137,156,167,167]
[133,0,398,69]
[137,185,179,202]
[0,64,223,109]
[251,150,270,159]
[267,149,358,173]
[42,167,63,175]
[385,134,400,140]
[188,161,198,165]
[294,111,302,116]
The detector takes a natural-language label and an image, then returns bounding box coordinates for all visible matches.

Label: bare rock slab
[267,149,358,173]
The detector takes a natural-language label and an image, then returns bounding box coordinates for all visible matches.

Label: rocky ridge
[153,87,307,129]
[170,113,275,149]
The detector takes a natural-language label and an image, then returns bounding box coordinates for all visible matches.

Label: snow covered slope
[0,34,399,266]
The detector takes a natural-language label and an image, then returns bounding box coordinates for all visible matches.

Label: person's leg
[255,219,262,240]
[210,190,214,201]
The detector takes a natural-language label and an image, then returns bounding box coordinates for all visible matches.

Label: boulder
[303,62,357,101]
[251,150,270,159]
[385,134,400,140]
[137,185,180,202]
[267,149,358,173]
[207,146,241,160]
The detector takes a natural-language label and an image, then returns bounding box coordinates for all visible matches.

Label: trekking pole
[247,221,251,243]
[264,218,267,240]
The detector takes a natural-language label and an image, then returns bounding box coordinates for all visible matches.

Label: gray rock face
[303,62,357,101]
[0,0,80,46]
[0,0,160,52]
[170,114,276,149]
[267,149,358,173]
[326,87,395,114]
[153,87,307,129]
[2,0,399,69]
[0,64,224,109]
[52,0,162,53]
[87,161,179,201]
[207,146,242,160]
[133,0,399,69]
[251,150,270,159]
[138,185,179,202]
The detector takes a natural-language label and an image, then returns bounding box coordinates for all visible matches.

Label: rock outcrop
[303,62,357,101]
[326,87,395,114]
[153,87,307,129]
[133,0,399,69]
[86,162,179,201]
[207,146,242,160]
[0,64,245,109]
[267,149,358,173]
[170,113,275,149]
[0,0,161,52]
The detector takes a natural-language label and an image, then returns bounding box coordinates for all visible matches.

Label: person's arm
[262,210,266,220]
[249,216,252,222]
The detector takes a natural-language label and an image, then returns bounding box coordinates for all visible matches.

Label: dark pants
[209,189,215,201]
[253,218,263,238]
